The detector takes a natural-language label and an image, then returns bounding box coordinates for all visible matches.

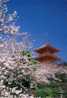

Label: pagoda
[35,43,61,64]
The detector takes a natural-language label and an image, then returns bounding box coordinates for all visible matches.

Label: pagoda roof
[35,54,61,62]
[35,43,60,54]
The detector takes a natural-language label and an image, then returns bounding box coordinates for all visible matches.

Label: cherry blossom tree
[0,0,35,98]
[0,0,20,35]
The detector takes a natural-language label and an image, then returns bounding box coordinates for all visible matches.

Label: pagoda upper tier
[35,43,60,54]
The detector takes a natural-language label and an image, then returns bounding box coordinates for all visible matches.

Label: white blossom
[0,0,20,35]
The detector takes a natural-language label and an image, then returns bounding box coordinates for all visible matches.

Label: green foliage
[20,51,37,64]
[34,83,60,98]
[34,72,67,98]
[21,51,32,57]
[30,59,38,65]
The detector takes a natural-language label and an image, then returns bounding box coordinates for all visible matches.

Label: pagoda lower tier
[35,53,60,63]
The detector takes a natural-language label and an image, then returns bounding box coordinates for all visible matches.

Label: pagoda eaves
[35,53,60,63]
[35,43,60,54]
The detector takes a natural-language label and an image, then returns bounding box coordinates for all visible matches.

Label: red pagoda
[35,43,61,63]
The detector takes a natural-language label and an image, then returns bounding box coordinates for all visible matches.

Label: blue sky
[8,0,67,60]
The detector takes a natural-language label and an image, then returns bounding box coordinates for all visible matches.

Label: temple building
[35,43,61,64]
[33,43,67,84]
